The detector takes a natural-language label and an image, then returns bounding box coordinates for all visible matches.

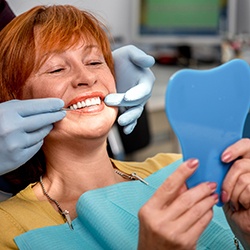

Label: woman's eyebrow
[84,44,98,49]
[83,44,100,52]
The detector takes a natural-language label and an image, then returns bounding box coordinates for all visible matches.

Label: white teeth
[96,97,101,105]
[69,97,101,110]
[85,99,91,106]
[77,102,82,108]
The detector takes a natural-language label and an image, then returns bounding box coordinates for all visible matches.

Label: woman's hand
[138,159,218,250]
[221,138,250,248]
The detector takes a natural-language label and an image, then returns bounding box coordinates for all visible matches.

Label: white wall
[227,0,250,37]
[6,0,132,44]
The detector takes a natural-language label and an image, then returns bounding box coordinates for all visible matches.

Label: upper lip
[66,91,105,107]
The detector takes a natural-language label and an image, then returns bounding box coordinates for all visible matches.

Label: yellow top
[0,153,181,249]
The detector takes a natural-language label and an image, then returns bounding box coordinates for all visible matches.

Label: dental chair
[107,107,151,160]
[0,176,12,201]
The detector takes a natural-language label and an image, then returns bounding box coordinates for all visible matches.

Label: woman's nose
[71,66,97,88]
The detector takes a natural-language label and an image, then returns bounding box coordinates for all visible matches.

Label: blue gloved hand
[0,98,66,175]
[105,45,155,134]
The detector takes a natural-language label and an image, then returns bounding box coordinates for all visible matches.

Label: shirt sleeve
[0,208,24,249]
[111,153,182,178]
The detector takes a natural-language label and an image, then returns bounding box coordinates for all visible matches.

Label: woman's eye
[89,61,103,66]
[48,68,64,74]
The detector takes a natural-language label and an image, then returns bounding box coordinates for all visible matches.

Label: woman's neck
[33,137,125,219]
[45,138,120,187]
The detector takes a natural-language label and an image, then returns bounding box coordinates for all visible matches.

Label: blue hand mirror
[165,59,250,206]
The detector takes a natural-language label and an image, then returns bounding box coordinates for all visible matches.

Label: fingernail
[221,152,231,162]
[207,182,217,192]
[212,193,219,203]
[221,190,229,203]
[187,158,199,169]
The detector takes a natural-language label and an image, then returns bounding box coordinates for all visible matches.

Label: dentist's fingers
[105,93,148,107]
[15,98,65,117]
[123,78,153,102]
[23,111,66,132]
[127,45,155,68]
[117,106,143,126]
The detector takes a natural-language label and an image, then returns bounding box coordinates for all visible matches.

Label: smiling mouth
[68,97,101,110]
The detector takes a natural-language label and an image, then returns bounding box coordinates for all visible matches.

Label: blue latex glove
[105,45,155,134]
[0,98,66,175]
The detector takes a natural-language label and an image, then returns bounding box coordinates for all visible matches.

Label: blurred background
[6,0,250,161]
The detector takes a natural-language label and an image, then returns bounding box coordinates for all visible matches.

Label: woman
[0,5,177,248]
[0,0,156,179]
[0,5,250,250]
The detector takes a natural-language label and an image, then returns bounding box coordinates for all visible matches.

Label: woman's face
[22,39,118,140]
